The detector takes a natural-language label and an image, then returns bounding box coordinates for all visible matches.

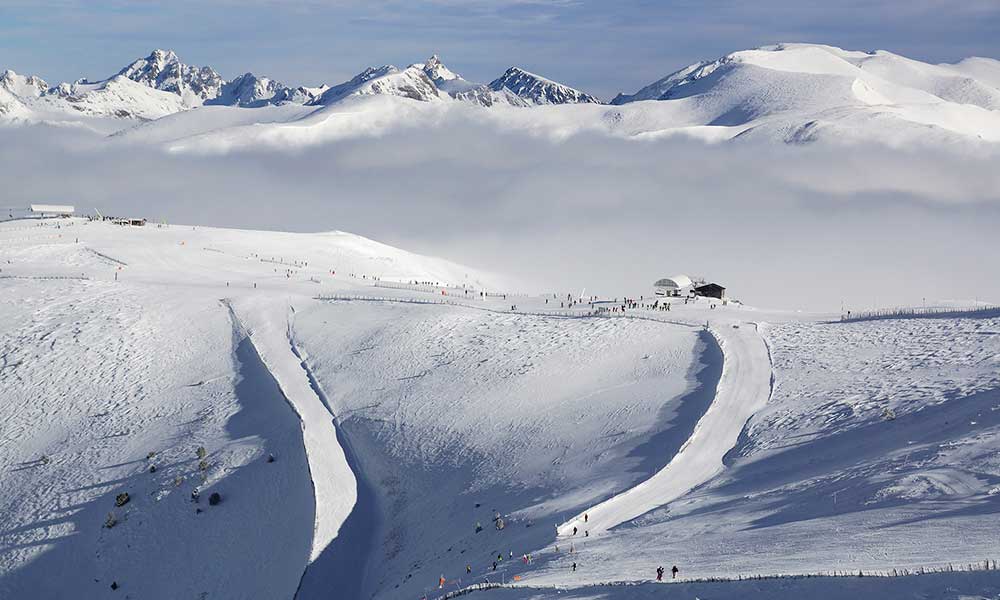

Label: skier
[572,562,577,572]
[466,565,472,574]
[492,561,497,572]
[439,575,445,589]
[672,565,679,579]
[584,513,588,523]
[656,566,664,581]
[572,526,578,536]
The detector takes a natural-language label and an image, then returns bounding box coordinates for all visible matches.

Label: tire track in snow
[557,321,773,534]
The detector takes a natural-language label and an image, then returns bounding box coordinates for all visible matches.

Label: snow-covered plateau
[2,217,999,600]
[3,43,1000,148]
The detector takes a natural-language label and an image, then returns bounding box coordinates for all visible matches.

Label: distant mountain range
[4,44,1000,147]
[0,49,597,120]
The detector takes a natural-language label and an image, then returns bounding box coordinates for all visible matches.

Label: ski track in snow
[557,321,772,535]
[226,296,357,566]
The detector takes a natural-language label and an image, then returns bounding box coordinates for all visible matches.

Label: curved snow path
[557,321,772,534]
[229,297,357,565]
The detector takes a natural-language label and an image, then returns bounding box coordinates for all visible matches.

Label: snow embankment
[227,295,357,564]
[557,321,772,534]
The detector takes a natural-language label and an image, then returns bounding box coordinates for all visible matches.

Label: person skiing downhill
[672,565,679,579]
[656,566,664,581]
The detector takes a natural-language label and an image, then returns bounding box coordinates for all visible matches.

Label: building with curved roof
[653,275,692,296]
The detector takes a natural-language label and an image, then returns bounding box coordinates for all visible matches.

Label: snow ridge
[488,66,602,105]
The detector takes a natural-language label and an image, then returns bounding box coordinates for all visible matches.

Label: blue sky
[2,0,1000,100]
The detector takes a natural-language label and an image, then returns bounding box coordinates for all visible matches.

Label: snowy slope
[0,85,31,121]
[4,217,999,600]
[610,43,1000,145]
[311,65,446,106]
[43,76,189,121]
[0,218,507,599]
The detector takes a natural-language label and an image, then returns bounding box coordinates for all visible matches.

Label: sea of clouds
[3,112,998,312]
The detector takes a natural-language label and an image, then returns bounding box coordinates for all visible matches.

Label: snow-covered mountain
[411,55,527,107]
[117,49,224,101]
[0,69,47,98]
[211,72,287,107]
[3,43,1000,147]
[606,43,1000,144]
[310,64,446,105]
[488,66,601,105]
[419,54,475,94]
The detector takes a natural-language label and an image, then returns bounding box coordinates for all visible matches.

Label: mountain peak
[488,66,600,105]
[117,49,224,101]
[419,55,461,84]
[149,48,179,62]
[0,68,48,98]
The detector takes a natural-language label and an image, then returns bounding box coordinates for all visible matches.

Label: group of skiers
[435,508,682,597]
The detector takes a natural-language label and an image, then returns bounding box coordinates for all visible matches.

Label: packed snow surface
[2,217,999,599]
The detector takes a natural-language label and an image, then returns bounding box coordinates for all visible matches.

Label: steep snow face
[0,85,31,120]
[117,49,224,101]
[274,84,329,105]
[489,66,602,105]
[453,85,530,107]
[43,75,188,120]
[0,70,46,122]
[312,64,445,105]
[418,55,466,90]
[611,60,726,105]
[0,69,48,98]
[211,73,287,107]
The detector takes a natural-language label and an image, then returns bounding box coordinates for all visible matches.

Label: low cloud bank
[2,119,998,311]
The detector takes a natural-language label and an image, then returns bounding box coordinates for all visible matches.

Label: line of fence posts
[840,305,1000,323]
[437,558,999,599]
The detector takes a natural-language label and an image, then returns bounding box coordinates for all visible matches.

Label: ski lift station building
[654,275,693,296]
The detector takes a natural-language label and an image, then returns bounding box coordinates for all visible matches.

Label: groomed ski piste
[2,217,999,600]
